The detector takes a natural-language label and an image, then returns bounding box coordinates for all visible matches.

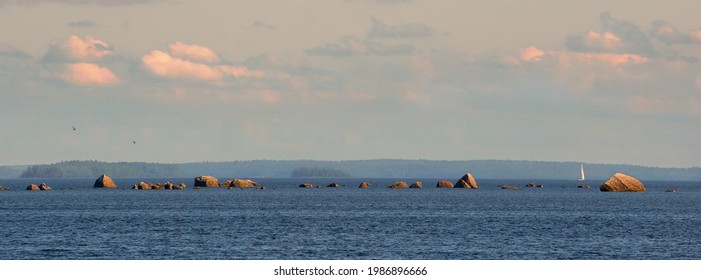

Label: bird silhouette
[72,126,76,131]
[132,140,136,144]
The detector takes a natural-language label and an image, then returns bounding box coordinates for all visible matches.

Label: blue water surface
[0,178,699,260]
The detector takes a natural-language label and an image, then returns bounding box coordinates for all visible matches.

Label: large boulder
[358,182,371,188]
[455,173,479,189]
[436,180,454,188]
[409,181,423,188]
[230,179,259,188]
[388,181,409,189]
[93,174,117,188]
[194,176,219,187]
[600,173,646,192]
[137,182,151,190]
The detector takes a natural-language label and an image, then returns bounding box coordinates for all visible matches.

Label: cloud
[168,41,220,63]
[651,20,701,45]
[597,12,657,56]
[43,35,114,63]
[367,17,436,39]
[566,31,622,53]
[142,43,263,81]
[0,44,32,60]
[248,20,276,30]
[67,20,97,28]
[520,47,545,62]
[306,35,414,57]
[59,62,118,85]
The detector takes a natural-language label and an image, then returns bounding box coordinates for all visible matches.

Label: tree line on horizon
[11,159,701,181]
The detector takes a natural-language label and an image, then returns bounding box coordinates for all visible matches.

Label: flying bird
[72,126,76,131]
[132,140,136,144]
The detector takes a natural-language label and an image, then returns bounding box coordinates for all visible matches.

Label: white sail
[577,164,585,181]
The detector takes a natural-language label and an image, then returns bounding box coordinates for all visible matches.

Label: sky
[0,0,700,167]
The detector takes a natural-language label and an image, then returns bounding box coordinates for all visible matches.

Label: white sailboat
[577,164,585,181]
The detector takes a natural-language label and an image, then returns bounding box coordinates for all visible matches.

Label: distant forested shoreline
[2,159,699,181]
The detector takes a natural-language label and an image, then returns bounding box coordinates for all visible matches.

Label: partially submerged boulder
[299,183,314,188]
[230,179,259,188]
[358,182,371,188]
[93,174,117,188]
[600,173,646,192]
[409,181,423,189]
[455,173,479,189]
[436,180,454,188]
[326,183,342,188]
[27,183,51,191]
[501,185,520,190]
[194,176,219,187]
[388,181,409,189]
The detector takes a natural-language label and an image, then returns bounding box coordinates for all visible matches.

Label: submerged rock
[436,180,454,188]
[501,185,520,190]
[326,183,342,188]
[455,173,479,189]
[600,173,646,192]
[388,181,409,189]
[665,188,678,193]
[93,174,117,188]
[577,185,591,189]
[299,183,314,188]
[194,176,219,187]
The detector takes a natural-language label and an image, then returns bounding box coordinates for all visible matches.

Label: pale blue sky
[0,0,699,167]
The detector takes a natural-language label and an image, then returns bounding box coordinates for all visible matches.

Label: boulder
[388,181,409,189]
[577,185,591,189]
[326,183,342,188]
[93,174,117,188]
[164,182,174,190]
[174,183,187,190]
[665,188,678,193]
[138,182,151,190]
[194,176,219,187]
[501,185,520,190]
[299,183,314,188]
[455,173,479,189]
[219,180,233,187]
[26,184,40,191]
[600,173,646,192]
[409,181,423,189]
[358,182,371,188]
[230,179,259,188]
[0,186,4,191]
[38,183,52,191]
[436,180,454,188]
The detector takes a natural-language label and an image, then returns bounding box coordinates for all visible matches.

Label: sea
[0,178,699,260]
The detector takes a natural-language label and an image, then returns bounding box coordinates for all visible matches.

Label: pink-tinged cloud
[142,44,265,81]
[219,66,265,78]
[142,50,224,80]
[520,47,545,62]
[168,42,220,63]
[46,35,113,62]
[573,53,649,66]
[585,31,621,50]
[61,63,118,85]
